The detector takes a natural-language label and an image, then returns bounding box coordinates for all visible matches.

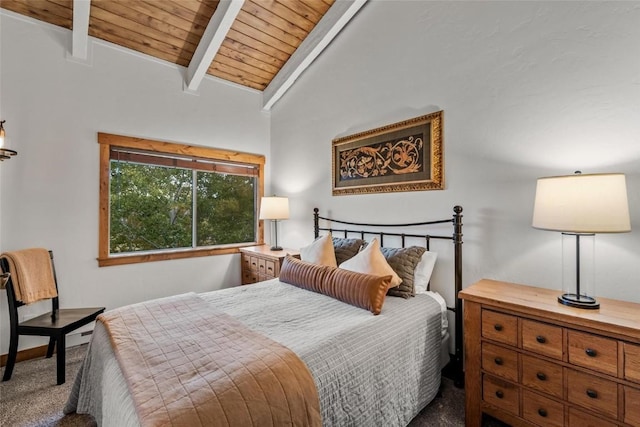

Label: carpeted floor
[0,345,507,426]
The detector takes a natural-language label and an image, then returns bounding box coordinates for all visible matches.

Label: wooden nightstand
[460,279,640,427]
[239,245,300,285]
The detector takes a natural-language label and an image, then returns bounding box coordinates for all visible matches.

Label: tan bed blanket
[98,293,321,427]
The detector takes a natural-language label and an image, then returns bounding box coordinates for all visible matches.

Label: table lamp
[259,196,289,251]
[532,172,631,309]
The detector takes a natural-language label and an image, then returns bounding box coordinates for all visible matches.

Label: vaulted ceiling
[1,0,366,109]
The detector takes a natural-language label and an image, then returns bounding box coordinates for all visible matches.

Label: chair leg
[46,337,56,358]
[2,332,18,381]
[56,334,66,385]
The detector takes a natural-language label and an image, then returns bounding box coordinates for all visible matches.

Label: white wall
[0,12,270,354]
[270,1,640,317]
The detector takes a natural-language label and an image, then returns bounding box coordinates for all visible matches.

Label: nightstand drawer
[482,310,517,346]
[482,342,518,381]
[243,270,257,284]
[625,386,640,426]
[264,259,277,277]
[625,342,640,384]
[568,407,617,427]
[568,331,618,376]
[521,319,563,360]
[567,369,618,419]
[522,389,564,427]
[483,375,519,416]
[521,354,563,398]
[242,254,251,269]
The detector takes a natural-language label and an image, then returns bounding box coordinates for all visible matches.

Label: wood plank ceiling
[1,0,336,91]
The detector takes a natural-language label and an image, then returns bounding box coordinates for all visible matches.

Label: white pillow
[338,238,402,287]
[300,234,338,267]
[414,251,438,293]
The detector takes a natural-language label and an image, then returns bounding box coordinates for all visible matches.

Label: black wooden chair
[0,251,104,385]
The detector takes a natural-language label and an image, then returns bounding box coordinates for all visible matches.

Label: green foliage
[110,161,255,254]
[197,172,255,246]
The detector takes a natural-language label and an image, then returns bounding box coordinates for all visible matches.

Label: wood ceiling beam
[71,0,91,60]
[262,0,368,111]
[185,0,245,92]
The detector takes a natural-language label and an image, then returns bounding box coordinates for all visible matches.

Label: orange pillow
[279,256,391,315]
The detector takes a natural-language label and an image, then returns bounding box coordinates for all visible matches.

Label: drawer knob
[585,348,597,357]
[536,335,546,344]
[494,357,503,366]
[536,372,547,381]
[538,409,548,418]
[586,389,598,399]
[494,324,503,331]
[495,390,504,399]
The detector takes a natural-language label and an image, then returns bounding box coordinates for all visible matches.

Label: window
[98,133,265,267]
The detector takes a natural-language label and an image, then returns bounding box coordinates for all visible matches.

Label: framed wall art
[332,110,443,196]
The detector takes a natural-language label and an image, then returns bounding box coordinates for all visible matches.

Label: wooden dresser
[460,279,640,427]
[239,245,300,285]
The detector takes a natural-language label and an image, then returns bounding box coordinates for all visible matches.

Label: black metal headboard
[313,205,464,388]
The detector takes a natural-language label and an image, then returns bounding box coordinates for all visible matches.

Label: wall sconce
[0,120,18,161]
[532,171,631,309]
[259,196,290,251]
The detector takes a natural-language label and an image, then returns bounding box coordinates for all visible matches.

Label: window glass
[98,133,265,267]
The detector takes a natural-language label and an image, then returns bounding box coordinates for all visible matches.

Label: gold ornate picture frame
[332,111,443,196]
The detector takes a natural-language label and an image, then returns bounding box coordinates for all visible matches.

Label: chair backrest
[0,251,60,325]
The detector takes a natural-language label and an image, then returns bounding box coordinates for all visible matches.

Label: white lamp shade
[532,173,631,233]
[259,196,289,220]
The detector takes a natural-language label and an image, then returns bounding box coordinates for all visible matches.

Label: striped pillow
[280,256,391,315]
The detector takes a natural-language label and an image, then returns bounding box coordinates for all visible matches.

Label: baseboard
[0,344,49,367]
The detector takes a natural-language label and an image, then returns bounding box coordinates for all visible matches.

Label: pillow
[332,237,364,265]
[323,267,391,315]
[338,238,402,288]
[380,246,426,298]
[279,256,391,315]
[300,234,338,267]
[279,256,331,294]
[414,251,438,293]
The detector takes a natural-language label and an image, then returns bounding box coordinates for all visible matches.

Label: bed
[65,206,464,426]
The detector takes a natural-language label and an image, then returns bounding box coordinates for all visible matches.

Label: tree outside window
[98,133,265,267]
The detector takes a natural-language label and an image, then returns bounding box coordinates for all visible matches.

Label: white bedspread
[66,279,444,426]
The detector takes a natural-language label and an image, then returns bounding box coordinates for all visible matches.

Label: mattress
[66,279,445,426]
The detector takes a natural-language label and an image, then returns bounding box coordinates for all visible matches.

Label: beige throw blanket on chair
[98,292,322,427]
[0,248,57,304]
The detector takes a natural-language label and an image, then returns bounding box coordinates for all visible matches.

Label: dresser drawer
[482,310,517,346]
[625,386,640,426]
[521,319,563,360]
[521,354,563,398]
[567,369,618,419]
[568,407,617,427]
[483,375,519,416]
[482,342,518,382]
[522,389,564,427]
[625,342,640,384]
[568,331,617,376]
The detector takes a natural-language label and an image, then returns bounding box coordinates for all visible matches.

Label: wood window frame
[97,133,265,267]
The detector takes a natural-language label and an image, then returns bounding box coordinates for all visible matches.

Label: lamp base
[558,293,600,309]
[270,245,283,251]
